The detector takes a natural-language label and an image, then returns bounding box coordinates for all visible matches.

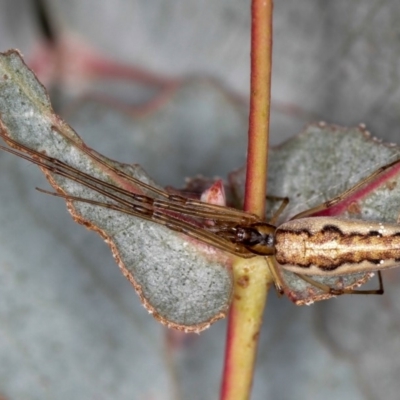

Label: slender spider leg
[291,157,400,220]
[36,188,255,258]
[295,270,384,296]
[49,126,257,221]
[267,195,289,225]
[265,257,285,294]
[0,139,257,225]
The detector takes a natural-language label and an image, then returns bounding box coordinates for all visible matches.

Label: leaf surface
[0,50,233,332]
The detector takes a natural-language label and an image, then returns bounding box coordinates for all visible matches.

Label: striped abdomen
[275,217,400,275]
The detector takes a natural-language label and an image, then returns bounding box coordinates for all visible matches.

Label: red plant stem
[244,0,273,218]
[221,1,273,400]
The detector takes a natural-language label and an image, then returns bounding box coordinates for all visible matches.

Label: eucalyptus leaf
[0,50,233,332]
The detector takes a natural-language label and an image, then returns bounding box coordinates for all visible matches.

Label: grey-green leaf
[0,49,233,332]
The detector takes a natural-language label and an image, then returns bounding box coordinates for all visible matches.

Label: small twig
[221,1,274,399]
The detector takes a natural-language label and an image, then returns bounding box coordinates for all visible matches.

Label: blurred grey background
[0,1,400,399]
